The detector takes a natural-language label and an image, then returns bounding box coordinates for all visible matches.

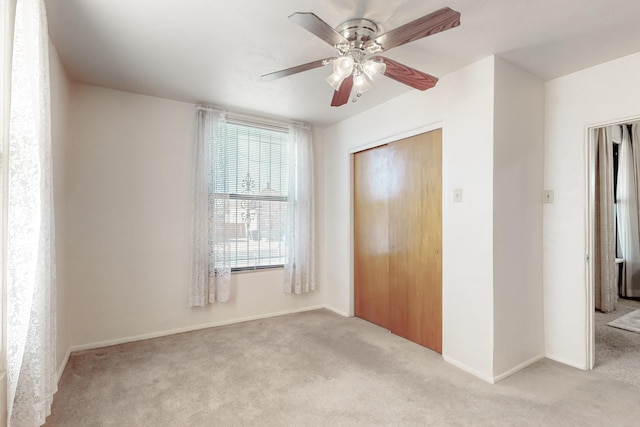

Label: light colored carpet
[608,308,640,333]
[45,309,640,426]
[595,297,640,388]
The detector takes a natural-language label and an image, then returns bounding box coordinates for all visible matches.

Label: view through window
[212,120,288,270]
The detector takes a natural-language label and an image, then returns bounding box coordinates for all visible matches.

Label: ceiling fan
[261,7,461,107]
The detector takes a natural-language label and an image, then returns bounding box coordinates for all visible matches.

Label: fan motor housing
[336,18,380,50]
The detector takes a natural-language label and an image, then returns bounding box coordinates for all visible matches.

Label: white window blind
[213,119,289,270]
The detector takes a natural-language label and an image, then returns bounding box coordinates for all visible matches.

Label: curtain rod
[196,105,310,130]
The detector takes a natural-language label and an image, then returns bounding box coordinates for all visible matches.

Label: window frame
[214,117,289,273]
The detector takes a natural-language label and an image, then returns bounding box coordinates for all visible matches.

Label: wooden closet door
[353,129,442,353]
[354,145,390,328]
[388,129,442,352]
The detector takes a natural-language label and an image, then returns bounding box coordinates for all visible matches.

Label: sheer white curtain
[284,123,315,294]
[617,123,640,298]
[5,0,57,425]
[190,107,231,306]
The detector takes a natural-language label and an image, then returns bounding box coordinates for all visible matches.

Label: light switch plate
[453,188,463,203]
[543,190,554,204]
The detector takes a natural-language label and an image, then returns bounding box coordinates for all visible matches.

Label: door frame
[585,114,640,370]
[348,121,443,317]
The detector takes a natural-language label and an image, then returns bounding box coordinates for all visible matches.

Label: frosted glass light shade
[326,72,346,91]
[326,56,355,91]
[353,73,371,94]
[334,56,354,77]
[363,59,386,80]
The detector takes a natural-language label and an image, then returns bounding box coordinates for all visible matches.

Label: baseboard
[442,355,495,384]
[545,353,588,370]
[492,353,546,383]
[69,305,327,353]
[56,348,72,383]
[323,305,351,317]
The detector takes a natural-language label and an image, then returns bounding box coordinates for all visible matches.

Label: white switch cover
[453,188,463,203]
[543,190,554,204]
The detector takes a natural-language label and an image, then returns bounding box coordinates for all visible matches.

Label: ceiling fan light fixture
[333,56,355,77]
[265,8,461,107]
[363,59,386,81]
[326,56,355,91]
[353,73,371,94]
[326,72,346,91]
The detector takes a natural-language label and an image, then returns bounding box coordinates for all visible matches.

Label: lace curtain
[5,0,57,425]
[190,107,231,306]
[284,123,316,294]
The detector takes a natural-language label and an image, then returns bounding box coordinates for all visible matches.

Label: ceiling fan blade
[261,58,333,81]
[331,75,353,107]
[374,56,438,91]
[368,7,460,52]
[289,12,349,47]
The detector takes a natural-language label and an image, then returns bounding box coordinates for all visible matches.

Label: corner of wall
[49,36,73,379]
[491,56,546,377]
[311,126,327,309]
[439,55,498,380]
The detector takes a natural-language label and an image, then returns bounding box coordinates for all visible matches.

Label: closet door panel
[354,146,390,329]
[388,130,442,352]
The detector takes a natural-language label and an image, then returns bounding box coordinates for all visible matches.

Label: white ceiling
[46,0,640,127]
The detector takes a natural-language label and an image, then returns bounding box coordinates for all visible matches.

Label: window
[211,119,289,271]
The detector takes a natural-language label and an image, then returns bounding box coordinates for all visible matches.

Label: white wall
[322,57,497,380]
[50,40,72,376]
[492,58,545,377]
[66,84,324,349]
[544,51,640,368]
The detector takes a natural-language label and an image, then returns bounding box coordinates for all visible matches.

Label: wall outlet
[543,190,554,204]
[453,188,463,203]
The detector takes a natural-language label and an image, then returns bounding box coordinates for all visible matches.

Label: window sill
[231,265,284,275]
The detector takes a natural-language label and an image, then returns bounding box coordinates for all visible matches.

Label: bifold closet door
[388,130,442,353]
[353,129,442,353]
[354,145,390,329]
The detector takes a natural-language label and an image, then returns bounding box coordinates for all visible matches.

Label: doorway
[353,129,442,352]
[587,120,640,387]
